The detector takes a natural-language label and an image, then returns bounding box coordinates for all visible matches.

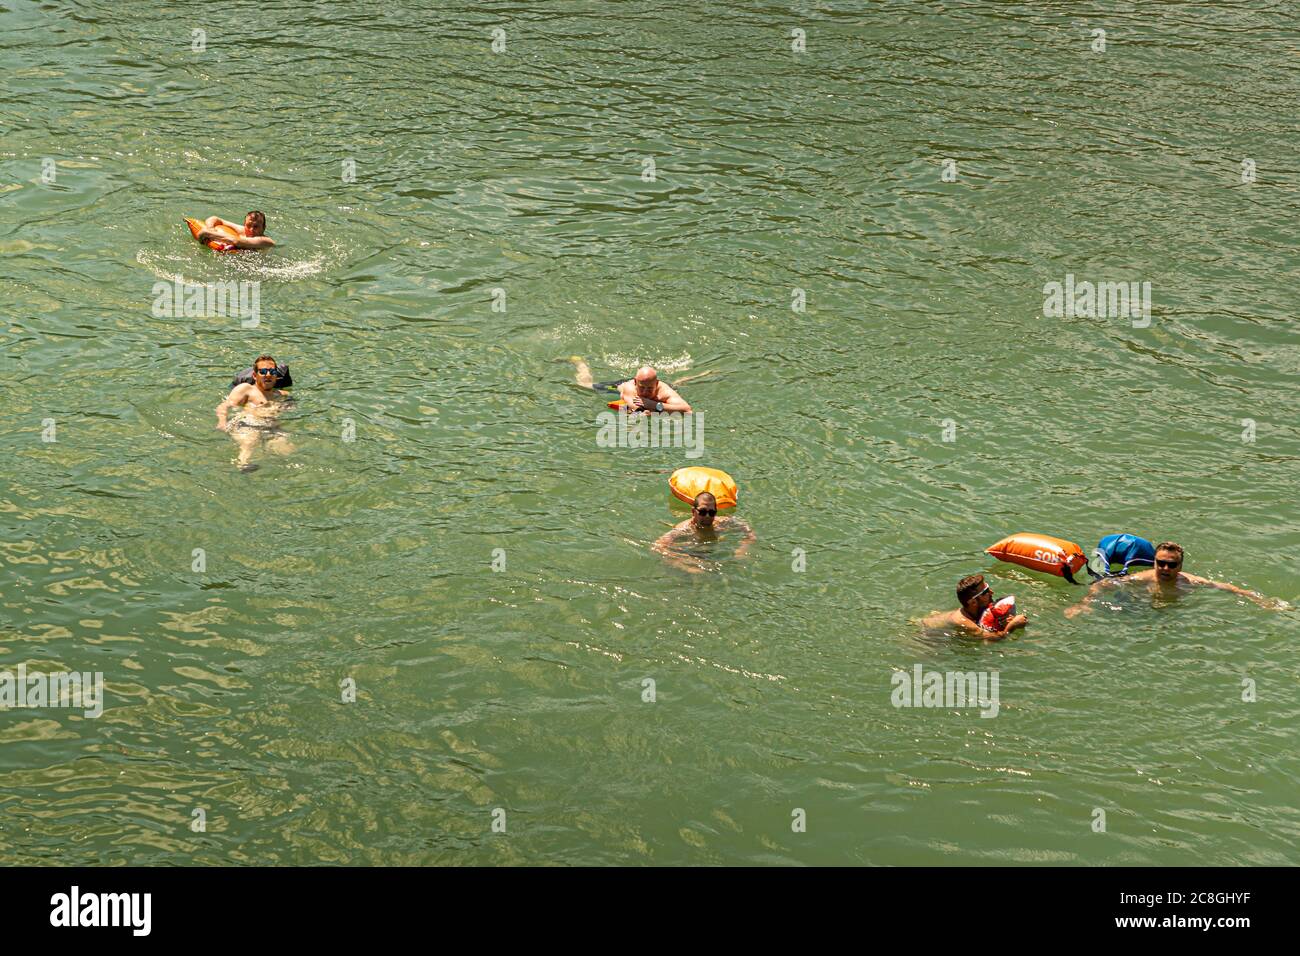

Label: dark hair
[247,210,266,234]
[956,574,986,605]
[693,492,717,508]
[1154,542,1184,563]
[254,354,277,370]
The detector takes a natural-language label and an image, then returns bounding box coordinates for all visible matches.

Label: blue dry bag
[1089,533,1156,578]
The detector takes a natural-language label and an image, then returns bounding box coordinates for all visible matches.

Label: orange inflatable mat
[184,217,239,253]
[985,532,1087,583]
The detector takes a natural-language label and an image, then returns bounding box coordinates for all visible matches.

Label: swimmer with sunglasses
[216,354,295,472]
[652,492,755,573]
[921,573,1028,640]
[1066,541,1287,616]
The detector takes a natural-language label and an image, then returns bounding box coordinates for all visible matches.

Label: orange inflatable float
[184,217,239,253]
[669,467,737,509]
[985,533,1087,583]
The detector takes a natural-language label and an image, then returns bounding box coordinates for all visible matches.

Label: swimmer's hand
[982,613,1028,640]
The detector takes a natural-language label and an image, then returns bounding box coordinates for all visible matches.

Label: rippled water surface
[2,1,1298,865]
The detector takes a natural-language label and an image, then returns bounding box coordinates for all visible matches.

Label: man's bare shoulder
[921,609,964,628]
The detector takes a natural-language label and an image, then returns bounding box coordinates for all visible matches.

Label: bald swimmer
[570,358,692,413]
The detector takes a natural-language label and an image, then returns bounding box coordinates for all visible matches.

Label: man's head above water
[1153,541,1185,582]
[957,573,993,616]
[251,354,278,386]
[633,366,660,398]
[691,492,718,529]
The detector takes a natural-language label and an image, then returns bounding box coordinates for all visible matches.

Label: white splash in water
[137,246,327,282]
[602,352,693,374]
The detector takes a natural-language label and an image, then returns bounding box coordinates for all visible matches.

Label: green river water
[2,1,1298,865]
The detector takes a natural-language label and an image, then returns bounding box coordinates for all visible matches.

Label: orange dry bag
[184,217,239,253]
[669,467,737,510]
[985,533,1087,583]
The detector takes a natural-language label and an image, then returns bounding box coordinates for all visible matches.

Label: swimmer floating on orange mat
[185,211,276,252]
[570,358,693,413]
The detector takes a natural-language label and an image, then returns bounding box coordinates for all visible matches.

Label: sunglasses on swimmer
[694,507,717,517]
[254,367,277,376]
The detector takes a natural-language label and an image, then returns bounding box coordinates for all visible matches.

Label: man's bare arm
[653,532,705,575]
[230,234,275,250]
[653,524,708,573]
[1064,578,1121,618]
[195,224,272,249]
[652,528,683,555]
[942,613,1007,640]
[652,521,696,554]
[197,218,247,242]
[727,517,756,558]
[658,383,691,413]
[215,384,250,430]
[1186,575,1283,608]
